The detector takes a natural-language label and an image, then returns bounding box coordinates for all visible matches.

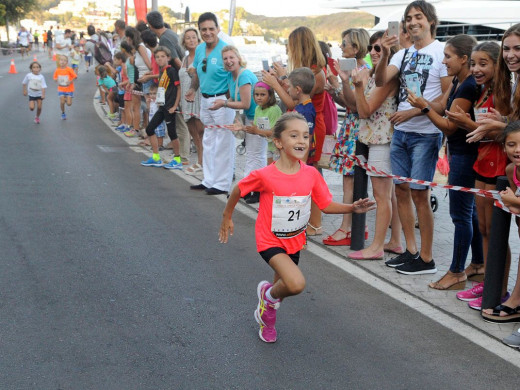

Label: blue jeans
[448,153,484,272]
[391,130,442,190]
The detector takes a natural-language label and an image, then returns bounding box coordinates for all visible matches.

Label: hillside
[246,11,375,42]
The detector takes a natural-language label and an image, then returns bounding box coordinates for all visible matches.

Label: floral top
[357,76,397,145]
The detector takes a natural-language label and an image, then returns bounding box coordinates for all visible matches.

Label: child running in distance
[22,61,47,124]
[53,55,77,120]
[147,84,166,149]
[70,44,81,75]
[140,46,182,169]
[219,112,376,343]
[241,81,282,204]
[97,65,118,120]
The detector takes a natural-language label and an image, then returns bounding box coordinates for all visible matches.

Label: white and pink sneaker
[456,282,484,302]
[468,291,510,311]
[254,281,279,343]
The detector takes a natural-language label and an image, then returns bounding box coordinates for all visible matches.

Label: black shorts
[29,96,42,101]
[259,247,300,265]
[475,173,498,185]
[146,107,177,139]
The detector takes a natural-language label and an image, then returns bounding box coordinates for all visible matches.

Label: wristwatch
[421,105,431,114]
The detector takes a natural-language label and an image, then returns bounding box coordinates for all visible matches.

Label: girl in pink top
[219,112,375,343]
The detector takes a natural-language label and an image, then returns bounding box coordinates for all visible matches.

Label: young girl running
[242,81,282,203]
[219,112,375,343]
[22,61,47,124]
[53,55,77,120]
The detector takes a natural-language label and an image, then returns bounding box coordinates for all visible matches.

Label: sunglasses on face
[368,45,381,53]
[202,58,207,72]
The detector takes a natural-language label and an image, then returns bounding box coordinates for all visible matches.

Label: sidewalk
[94,98,520,345]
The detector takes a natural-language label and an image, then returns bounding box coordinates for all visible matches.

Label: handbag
[323,91,338,136]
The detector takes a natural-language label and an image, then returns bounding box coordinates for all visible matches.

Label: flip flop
[482,304,520,323]
[185,163,203,175]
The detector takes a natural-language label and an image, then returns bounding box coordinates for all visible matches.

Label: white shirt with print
[22,73,47,97]
[389,40,447,134]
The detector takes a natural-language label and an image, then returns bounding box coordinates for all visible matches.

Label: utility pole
[152,0,158,11]
[120,0,125,20]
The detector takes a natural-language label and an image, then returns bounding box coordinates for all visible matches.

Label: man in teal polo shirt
[186,12,235,195]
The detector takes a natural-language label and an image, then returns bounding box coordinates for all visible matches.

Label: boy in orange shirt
[53,55,77,120]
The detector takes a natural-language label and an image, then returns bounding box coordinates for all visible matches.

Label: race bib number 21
[271,193,311,239]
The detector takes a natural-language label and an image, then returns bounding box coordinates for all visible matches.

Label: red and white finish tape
[350,155,517,215]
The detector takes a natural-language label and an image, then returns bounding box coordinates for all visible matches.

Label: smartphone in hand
[388,21,400,43]
[339,58,356,71]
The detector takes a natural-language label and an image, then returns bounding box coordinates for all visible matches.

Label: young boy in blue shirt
[287,67,316,162]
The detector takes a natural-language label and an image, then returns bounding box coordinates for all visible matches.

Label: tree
[158,6,177,27]
[0,4,6,24]
[1,0,38,24]
[1,0,38,41]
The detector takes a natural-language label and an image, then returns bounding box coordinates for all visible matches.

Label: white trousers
[200,96,236,191]
[243,118,267,177]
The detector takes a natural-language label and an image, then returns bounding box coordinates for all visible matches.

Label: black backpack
[89,36,112,65]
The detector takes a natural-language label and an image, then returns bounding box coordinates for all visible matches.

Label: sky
[161,0,343,17]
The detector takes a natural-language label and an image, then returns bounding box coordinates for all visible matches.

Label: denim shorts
[58,91,74,98]
[390,130,442,190]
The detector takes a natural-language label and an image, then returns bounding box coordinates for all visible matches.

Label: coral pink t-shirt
[238,161,333,254]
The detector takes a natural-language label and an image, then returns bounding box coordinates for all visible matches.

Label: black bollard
[481,176,511,310]
[351,141,369,250]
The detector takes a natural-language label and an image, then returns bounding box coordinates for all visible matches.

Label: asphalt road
[0,54,518,389]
